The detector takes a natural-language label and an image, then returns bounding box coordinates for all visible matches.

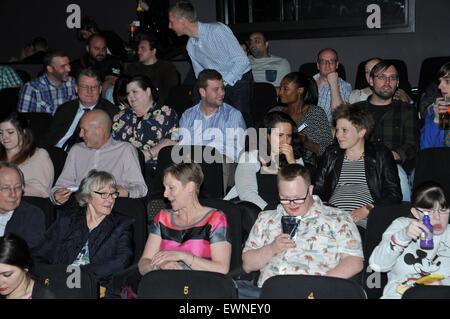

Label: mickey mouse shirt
[370,217,450,299]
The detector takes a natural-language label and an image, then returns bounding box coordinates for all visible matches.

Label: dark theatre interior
[0,0,450,302]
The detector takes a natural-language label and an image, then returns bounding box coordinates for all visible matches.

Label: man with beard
[125,34,179,104]
[353,60,419,201]
[18,50,77,114]
[248,32,291,93]
[71,34,123,94]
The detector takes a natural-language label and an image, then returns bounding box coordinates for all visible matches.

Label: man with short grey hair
[39,67,120,150]
[0,162,45,249]
[168,1,253,117]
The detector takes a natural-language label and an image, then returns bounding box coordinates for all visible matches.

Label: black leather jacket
[313,141,402,207]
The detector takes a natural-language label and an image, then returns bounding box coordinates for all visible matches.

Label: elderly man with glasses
[237,164,363,299]
[0,162,45,249]
[314,48,352,125]
[39,67,120,151]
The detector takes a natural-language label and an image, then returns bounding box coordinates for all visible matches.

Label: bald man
[51,109,147,205]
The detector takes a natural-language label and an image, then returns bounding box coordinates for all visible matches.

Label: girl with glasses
[370,181,450,299]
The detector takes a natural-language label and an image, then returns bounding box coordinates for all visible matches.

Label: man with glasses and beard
[353,60,419,201]
[238,164,363,299]
[18,50,77,115]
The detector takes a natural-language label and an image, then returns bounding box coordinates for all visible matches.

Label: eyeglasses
[374,74,398,82]
[416,207,450,217]
[93,191,119,199]
[79,84,100,91]
[0,185,23,194]
[279,190,309,205]
[318,59,337,65]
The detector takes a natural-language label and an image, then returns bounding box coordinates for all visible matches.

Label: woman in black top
[313,104,402,229]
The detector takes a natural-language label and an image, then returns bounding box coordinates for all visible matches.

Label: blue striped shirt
[178,102,247,162]
[18,73,77,115]
[186,22,251,86]
[313,73,352,125]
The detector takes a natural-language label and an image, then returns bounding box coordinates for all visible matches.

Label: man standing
[70,34,123,94]
[125,34,179,105]
[18,50,77,115]
[50,109,147,205]
[168,1,253,117]
[354,60,419,201]
[39,68,120,150]
[248,32,291,93]
[239,164,363,298]
[314,48,352,125]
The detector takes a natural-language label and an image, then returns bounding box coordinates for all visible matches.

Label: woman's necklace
[344,152,365,161]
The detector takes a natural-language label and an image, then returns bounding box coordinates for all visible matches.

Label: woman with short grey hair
[34,169,134,298]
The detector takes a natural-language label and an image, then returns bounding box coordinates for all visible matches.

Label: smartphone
[416,274,445,285]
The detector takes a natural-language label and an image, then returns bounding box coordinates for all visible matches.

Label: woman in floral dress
[112,75,178,189]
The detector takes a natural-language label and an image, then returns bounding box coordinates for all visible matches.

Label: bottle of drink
[420,211,434,250]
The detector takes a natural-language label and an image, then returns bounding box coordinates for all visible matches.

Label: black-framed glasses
[374,74,398,82]
[93,191,119,199]
[279,190,309,205]
[416,207,450,217]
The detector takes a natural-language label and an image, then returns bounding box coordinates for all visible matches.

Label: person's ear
[410,207,421,220]
[199,87,206,99]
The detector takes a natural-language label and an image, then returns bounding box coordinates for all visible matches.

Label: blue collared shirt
[313,73,352,125]
[187,22,251,86]
[178,102,247,162]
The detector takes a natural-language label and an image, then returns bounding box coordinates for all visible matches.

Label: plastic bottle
[420,211,434,250]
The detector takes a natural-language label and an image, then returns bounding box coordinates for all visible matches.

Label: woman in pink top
[138,162,231,275]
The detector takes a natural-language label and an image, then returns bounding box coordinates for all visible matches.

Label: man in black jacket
[38,67,120,151]
[0,162,45,250]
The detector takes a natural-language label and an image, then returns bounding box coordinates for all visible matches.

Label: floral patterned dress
[112,103,179,164]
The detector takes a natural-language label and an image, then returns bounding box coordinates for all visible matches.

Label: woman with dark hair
[224,111,305,210]
[112,75,178,187]
[0,233,35,299]
[421,62,450,149]
[270,72,333,158]
[0,112,54,197]
[33,170,134,298]
[104,74,132,110]
[314,104,402,230]
[370,181,450,299]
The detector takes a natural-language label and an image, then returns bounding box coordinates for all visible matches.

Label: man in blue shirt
[178,69,246,164]
[168,1,253,118]
[313,48,352,125]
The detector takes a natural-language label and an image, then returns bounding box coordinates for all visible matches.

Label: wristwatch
[365,204,374,211]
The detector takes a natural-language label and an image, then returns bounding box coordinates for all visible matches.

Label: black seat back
[260,274,366,299]
[138,270,237,299]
